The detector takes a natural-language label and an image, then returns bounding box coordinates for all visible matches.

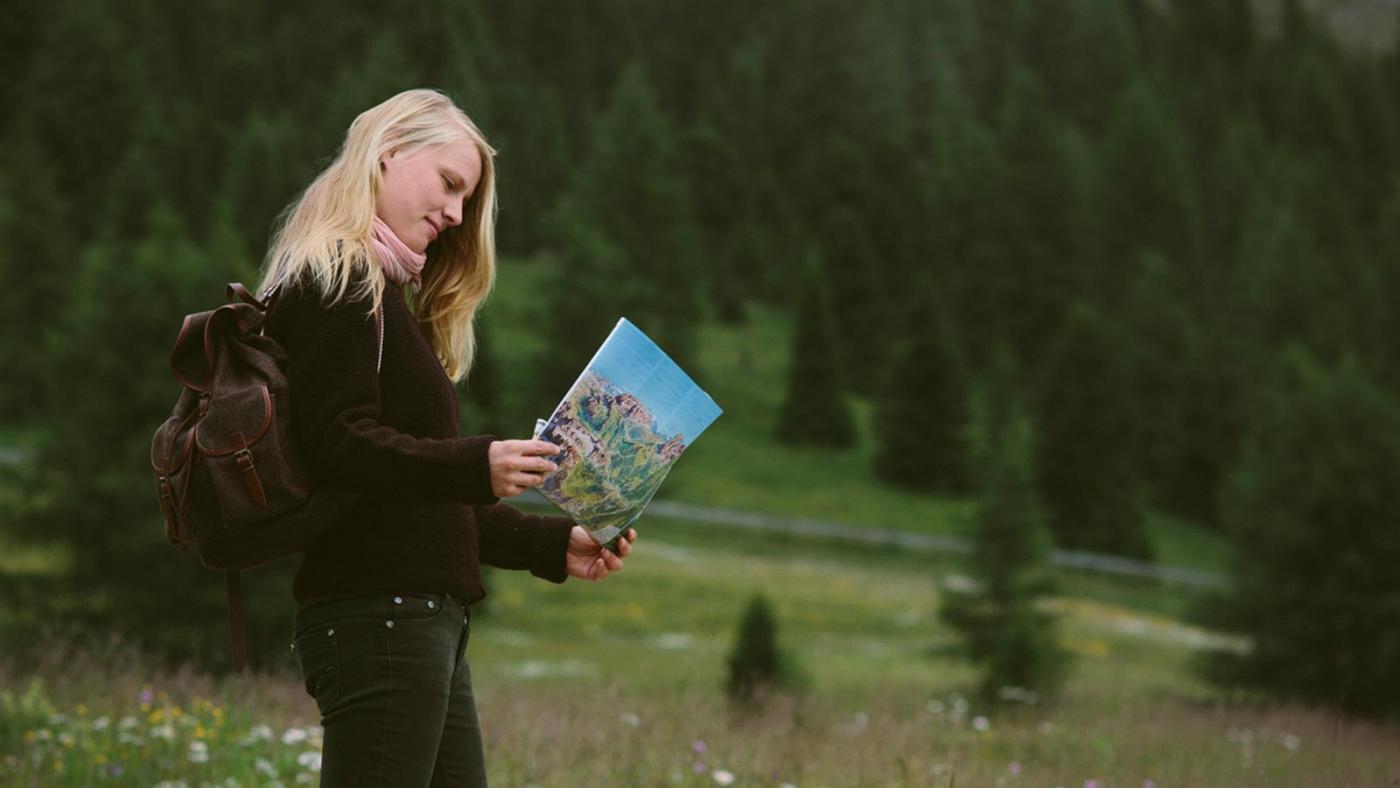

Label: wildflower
[59,731,76,748]
[282,727,309,745]
[1282,734,1301,751]
[108,765,125,777]
[119,715,139,730]
[255,757,279,777]
[621,712,641,727]
[195,725,207,739]
[1144,781,1157,788]
[296,774,314,784]
[693,761,707,774]
[712,769,735,785]
[1009,762,1022,775]
[93,716,110,731]
[1084,781,1098,788]
[151,723,176,740]
[246,724,274,742]
[297,750,323,772]
[188,740,210,763]
[140,688,155,705]
[692,739,707,755]
[75,704,88,716]
[972,716,991,732]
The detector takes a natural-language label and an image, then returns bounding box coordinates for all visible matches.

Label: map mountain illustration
[531,318,722,546]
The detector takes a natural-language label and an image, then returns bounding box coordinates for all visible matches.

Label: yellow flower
[149,709,163,724]
[195,725,207,739]
[140,702,151,712]
[96,754,107,765]
[23,731,35,744]
[75,704,88,717]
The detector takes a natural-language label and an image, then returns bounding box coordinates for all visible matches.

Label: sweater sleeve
[275,282,500,505]
[475,504,574,583]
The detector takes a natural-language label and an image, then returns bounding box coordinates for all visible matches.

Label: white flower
[150,723,177,740]
[57,732,76,747]
[119,715,139,730]
[972,716,991,732]
[1282,734,1301,751]
[621,712,642,727]
[712,769,735,786]
[282,727,309,745]
[297,750,323,772]
[188,740,210,763]
[248,724,274,741]
[295,774,314,784]
[255,757,279,777]
[780,783,799,788]
[92,716,111,731]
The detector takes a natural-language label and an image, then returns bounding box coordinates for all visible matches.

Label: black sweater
[264,274,574,603]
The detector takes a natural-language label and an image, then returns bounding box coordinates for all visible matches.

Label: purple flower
[139,689,154,705]
[693,761,707,774]
[109,765,124,776]
[1144,782,1157,788]
[1084,781,1098,788]
[1008,761,1021,775]
[692,739,707,754]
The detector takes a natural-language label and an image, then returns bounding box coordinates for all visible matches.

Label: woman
[257,88,636,786]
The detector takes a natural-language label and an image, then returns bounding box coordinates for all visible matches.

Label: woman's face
[376,140,482,254]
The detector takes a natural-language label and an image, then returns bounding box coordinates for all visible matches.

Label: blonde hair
[256,88,498,382]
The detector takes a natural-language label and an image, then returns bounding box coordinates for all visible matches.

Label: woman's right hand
[488,439,562,498]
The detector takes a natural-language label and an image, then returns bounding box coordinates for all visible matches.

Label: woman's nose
[443,201,463,227]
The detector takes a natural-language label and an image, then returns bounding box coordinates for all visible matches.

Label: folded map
[531,318,722,549]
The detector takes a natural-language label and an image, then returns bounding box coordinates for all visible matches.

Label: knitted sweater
[264,273,574,603]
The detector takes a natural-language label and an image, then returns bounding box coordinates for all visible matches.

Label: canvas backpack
[150,281,382,672]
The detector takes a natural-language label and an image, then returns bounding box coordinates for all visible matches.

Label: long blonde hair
[256,88,498,382]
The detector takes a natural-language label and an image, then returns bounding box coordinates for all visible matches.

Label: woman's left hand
[565,526,636,581]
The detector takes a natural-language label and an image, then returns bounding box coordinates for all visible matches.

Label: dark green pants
[291,590,486,786]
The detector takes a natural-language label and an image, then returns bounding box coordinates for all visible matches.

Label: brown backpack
[150,281,382,672]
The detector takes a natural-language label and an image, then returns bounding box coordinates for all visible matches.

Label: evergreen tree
[1100,78,1201,284]
[13,202,263,667]
[1200,347,1400,717]
[774,250,855,449]
[459,315,505,439]
[1035,302,1152,558]
[940,347,1068,703]
[543,62,702,386]
[872,294,968,493]
[724,592,805,707]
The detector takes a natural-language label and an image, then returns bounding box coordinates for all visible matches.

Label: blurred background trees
[1,0,1398,716]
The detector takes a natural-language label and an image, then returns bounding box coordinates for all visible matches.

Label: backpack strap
[227,570,247,673]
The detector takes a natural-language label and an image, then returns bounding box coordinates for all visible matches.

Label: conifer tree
[460,315,505,438]
[724,592,806,707]
[872,294,968,493]
[544,62,702,385]
[15,202,248,666]
[1035,302,1152,558]
[940,347,1068,703]
[1201,347,1400,717]
[774,250,855,449]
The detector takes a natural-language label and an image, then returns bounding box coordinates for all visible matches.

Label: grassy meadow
[3,255,1399,785]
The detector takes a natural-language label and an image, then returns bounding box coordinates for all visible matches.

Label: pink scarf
[371,215,427,287]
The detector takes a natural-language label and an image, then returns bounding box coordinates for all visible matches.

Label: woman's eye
[443,176,455,190]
